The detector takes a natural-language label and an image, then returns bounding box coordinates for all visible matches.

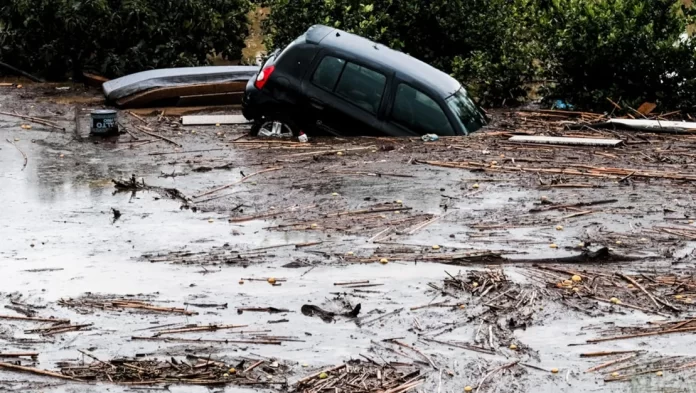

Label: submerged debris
[292,360,422,392]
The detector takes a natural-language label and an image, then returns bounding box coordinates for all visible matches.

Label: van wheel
[250,117,299,138]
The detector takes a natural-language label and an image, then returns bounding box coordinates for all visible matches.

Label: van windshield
[446,88,486,135]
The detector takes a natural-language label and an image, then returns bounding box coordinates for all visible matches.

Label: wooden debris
[292,360,422,392]
[508,135,623,147]
[0,362,82,382]
[55,356,289,385]
[0,314,69,323]
[152,324,248,336]
[59,298,197,315]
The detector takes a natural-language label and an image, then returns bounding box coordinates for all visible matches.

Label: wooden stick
[193,167,283,198]
[476,361,519,390]
[580,350,640,357]
[559,210,594,220]
[0,314,69,323]
[279,146,376,159]
[134,125,182,147]
[243,359,264,373]
[294,363,346,385]
[109,301,197,315]
[5,138,28,170]
[590,296,670,317]
[0,352,38,358]
[334,280,370,286]
[131,336,280,345]
[585,353,638,372]
[390,340,437,368]
[0,111,63,130]
[127,111,148,124]
[616,273,677,311]
[420,337,495,355]
[587,325,696,343]
[153,324,248,336]
[77,349,115,369]
[0,362,82,381]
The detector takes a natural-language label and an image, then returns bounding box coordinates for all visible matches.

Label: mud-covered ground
[1,83,696,393]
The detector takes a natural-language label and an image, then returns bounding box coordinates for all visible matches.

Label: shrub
[0,0,252,79]
[541,0,696,110]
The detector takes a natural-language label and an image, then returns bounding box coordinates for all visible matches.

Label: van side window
[311,56,345,91]
[391,84,454,135]
[334,63,386,114]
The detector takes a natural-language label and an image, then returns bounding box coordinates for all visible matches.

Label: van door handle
[310,99,325,110]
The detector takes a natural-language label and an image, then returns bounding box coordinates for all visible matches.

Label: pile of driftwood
[142,244,269,266]
[582,350,696,383]
[532,265,684,317]
[254,202,434,241]
[58,296,197,315]
[57,355,289,386]
[293,361,423,393]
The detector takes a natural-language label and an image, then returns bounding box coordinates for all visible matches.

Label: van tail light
[254,65,275,89]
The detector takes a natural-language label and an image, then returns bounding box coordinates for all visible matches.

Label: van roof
[305,25,461,98]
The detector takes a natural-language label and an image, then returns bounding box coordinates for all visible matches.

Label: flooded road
[1,85,696,392]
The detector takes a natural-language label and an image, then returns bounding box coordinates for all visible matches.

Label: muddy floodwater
[1,84,696,393]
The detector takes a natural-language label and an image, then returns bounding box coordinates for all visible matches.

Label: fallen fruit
[578,242,585,247]
[550,243,558,248]
[551,368,559,374]
[563,280,573,285]
[610,297,621,304]
[572,287,580,292]
[396,200,403,204]
[556,225,564,231]
[208,218,214,223]
[223,373,229,377]
[228,368,236,374]
[616,240,623,245]
[509,344,518,350]
[216,123,221,127]
[541,195,548,200]
[331,192,339,197]
[238,280,244,285]
[656,371,663,376]
[472,282,479,288]
[675,295,684,299]
[432,245,440,250]
[627,284,634,288]
[458,305,466,309]
[464,386,473,392]
[472,184,480,189]
[319,372,328,379]
[379,258,388,264]
[571,275,582,282]
[267,277,277,285]
[302,363,308,367]
[346,251,354,256]
[311,223,318,228]
[611,372,619,377]
[336,151,344,156]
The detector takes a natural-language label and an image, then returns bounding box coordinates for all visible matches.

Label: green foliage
[542,0,696,110]
[265,0,696,109]
[0,0,252,79]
